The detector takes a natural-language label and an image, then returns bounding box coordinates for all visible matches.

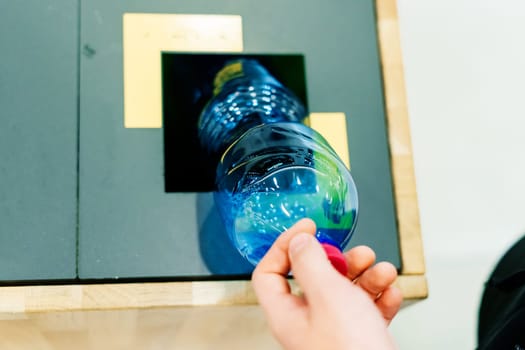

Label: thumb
[289,233,341,299]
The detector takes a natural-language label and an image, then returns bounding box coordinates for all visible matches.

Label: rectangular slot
[161,53,309,192]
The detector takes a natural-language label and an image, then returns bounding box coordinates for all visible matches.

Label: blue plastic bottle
[198,59,358,274]
[198,59,306,155]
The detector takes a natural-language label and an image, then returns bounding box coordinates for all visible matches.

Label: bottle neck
[198,59,307,156]
[212,59,281,96]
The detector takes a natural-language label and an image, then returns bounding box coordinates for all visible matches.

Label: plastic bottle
[198,59,306,155]
[198,59,358,275]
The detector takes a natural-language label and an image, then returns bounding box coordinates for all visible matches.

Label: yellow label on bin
[123,13,244,128]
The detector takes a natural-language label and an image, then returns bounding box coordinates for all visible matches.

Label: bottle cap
[321,243,348,276]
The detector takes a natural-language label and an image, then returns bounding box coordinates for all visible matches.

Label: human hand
[251,218,402,350]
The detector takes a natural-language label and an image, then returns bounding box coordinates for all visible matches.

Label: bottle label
[213,61,244,96]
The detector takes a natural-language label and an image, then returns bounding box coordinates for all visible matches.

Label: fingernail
[289,234,312,256]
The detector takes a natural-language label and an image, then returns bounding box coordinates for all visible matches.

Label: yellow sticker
[123,13,243,128]
[308,113,351,169]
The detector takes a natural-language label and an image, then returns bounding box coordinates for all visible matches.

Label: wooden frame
[0,0,426,316]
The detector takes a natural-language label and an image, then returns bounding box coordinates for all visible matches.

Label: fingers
[356,261,398,298]
[344,246,402,323]
[251,218,316,314]
[345,245,376,281]
[354,260,401,323]
[253,218,317,278]
[345,246,397,299]
[375,286,403,325]
[253,224,404,329]
[288,233,343,302]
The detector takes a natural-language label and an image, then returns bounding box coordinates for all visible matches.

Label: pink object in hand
[321,243,348,276]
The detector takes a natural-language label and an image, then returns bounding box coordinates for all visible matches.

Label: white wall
[391,1,525,348]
